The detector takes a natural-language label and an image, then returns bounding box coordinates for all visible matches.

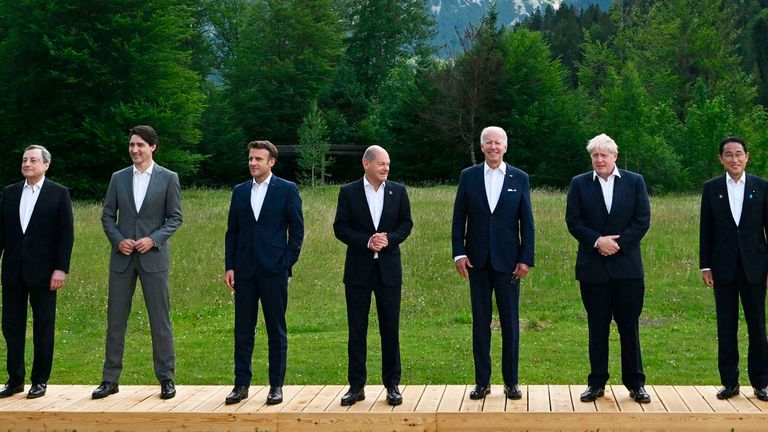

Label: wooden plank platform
[1,384,767,431]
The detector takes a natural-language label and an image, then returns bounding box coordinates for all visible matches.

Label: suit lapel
[476,164,492,214]
[717,175,737,226]
[355,179,376,231]
[739,175,755,227]
[24,179,49,231]
[124,168,138,216]
[140,166,164,216]
[591,174,609,218]
[259,176,278,222]
[9,182,24,234]
[494,165,516,212]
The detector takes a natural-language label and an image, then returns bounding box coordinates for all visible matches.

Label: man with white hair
[452,126,535,401]
[565,133,651,403]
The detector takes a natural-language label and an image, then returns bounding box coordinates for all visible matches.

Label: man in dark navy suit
[565,133,651,404]
[224,140,304,405]
[700,136,768,401]
[0,145,74,399]
[334,145,413,407]
[451,126,535,401]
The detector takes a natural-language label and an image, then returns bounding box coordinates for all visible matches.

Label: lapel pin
[718,194,723,199]
[508,188,517,192]
[388,190,392,195]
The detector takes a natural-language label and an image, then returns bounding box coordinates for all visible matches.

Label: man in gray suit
[92,125,183,400]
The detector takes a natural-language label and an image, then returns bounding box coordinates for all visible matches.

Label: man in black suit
[224,140,304,405]
[333,145,413,406]
[0,145,74,399]
[451,126,535,401]
[565,133,651,404]
[700,136,768,401]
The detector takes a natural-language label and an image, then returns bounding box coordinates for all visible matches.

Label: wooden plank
[459,385,484,412]
[346,387,384,412]
[569,385,596,412]
[640,386,666,412]
[303,385,344,412]
[129,385,207,412]
[414,385,444,412]
[549,385,573,412]
[653,385,689,412]
[0,385,74,411]
[66,384,144,412]
[480,385,506,412]
[527,385,549,412]
[230,385,269,412]
[193,386,236,412]
[744,390,768,412]
[393,384,425,412]
[695,385,737,413]
[30,385,93,411]
[437,385,464,412]
[505,385,527,412]
[594,385,619,412]
[259,385,303,413]
[675,385,713,412]
[281,385,323,412]
[369,386,395,413]
[103,386,157,412]
[613,386,643,412]
[171,386,223,412]
[145,385,203,412]
[728,391,762,413]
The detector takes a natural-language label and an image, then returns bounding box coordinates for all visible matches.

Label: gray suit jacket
[102,164,183,273]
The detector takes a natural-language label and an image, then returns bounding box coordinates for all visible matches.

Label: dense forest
[0,0,767,197]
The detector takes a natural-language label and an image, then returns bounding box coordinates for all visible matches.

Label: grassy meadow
[6,186,735,387]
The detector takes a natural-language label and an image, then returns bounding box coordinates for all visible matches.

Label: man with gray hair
[333,145,413,407]
[565,133,651,403]
[0,145,74,399]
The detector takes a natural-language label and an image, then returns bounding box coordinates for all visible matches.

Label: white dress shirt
[133,162,155,212]
[364,176,385,258]
[251,173,272,221]
[484,162,506,213]
[726,172,745,226]
[19,177,45,233]
[593,166,621,214]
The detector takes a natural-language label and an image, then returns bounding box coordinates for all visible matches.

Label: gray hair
[24,145,51,164]
[480,126,508,145]
[586,133,618,155]
[362,145,386,162]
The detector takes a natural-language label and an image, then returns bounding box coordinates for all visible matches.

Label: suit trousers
[713,259,768,388]
[468,265,520,387]
[233,272,288,387]
[102,254,175,383]
[2,282,57,385]
[579,278,645,389]
[345,261,401,388]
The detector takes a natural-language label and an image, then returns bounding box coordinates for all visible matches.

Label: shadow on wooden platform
[1,384,767,431]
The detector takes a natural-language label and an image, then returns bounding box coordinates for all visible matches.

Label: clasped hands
[118,237,155,255]
[368,232,389,252]
[454,257,530,281]
[596,235,620,256]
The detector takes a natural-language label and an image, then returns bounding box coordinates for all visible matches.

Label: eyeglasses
[722,152,747,160]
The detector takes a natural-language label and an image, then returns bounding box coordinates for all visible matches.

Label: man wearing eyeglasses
[700,136,768,402]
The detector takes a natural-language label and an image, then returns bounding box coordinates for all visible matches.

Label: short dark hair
[129,125,159,147]
[719,136,747,154]
[248,140,278,160]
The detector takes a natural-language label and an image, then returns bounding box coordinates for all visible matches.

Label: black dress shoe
[579,386,605,402]
[27,383,47,399]
[92,381,119,399]
[386,386,403,406]
[0,382,23,398]
[266,386,283,405]
[225,386,249,404]
[754,386,768,401]
[160,379,176,399]
[469,384,490,400]
[340,386,365,406]
[629,387,651,403]
[716,384,739,400]
[504,384,522,400]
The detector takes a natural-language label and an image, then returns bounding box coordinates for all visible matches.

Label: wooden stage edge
[1,384,767,431]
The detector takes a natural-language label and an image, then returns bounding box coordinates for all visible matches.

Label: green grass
[8,187,741,386]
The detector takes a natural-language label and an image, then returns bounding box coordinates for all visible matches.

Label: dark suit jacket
[565,169,650,284]
[451,163,535,273]
[700,173,768,285]
[102,164,183,273]
[0,179,74,287]
[333,179,413,287]
[225,175,304,278]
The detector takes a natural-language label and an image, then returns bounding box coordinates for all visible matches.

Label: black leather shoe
[580,386,605,402]
[266,386,283,405]
[504,384,522,400]
[469,384,490,400]
[716,384,739,400]
[386,386,403,406]
[26,383,47,399]
[0,382,23,398]
[160,380,176,399]
[92,381,119,399]
[225,386,249,404]
[340,386,365,406]
[754,386,768,401]
[629,387,651,403]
